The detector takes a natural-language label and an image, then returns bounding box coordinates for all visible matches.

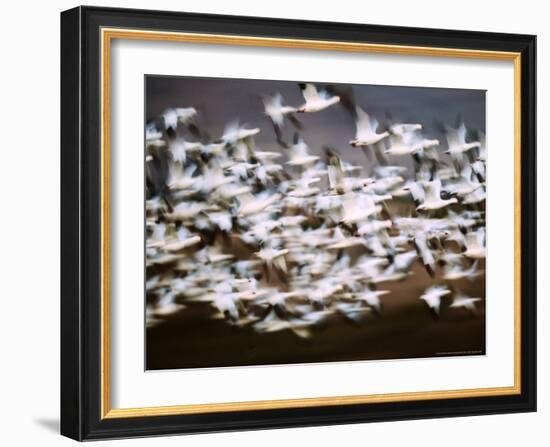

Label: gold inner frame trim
[100,27,522,419]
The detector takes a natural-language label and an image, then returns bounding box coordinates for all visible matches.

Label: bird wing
[476,228,486,247]
[327,165,340,189]
[300,83,320,102]
[425,180,442,202]
[355,106,375,139]
[457,122,467,144]
[409,182,426,203]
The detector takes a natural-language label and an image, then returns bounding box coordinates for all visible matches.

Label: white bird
[340,193,382,224]
[369,265,409,284]
[253,310,312,338]
[167,164,198,191]
[326,227,366,250]
[357,219,392,236]
[285,137,320,166]
[443,260,482,281]
[419,285,451,316]
[444,122,480,155]
[208,211,233,232]
[390,123,422,135]
[222,121,260,143]
[349,106,389,147]
[162,227,202,252]
[462,186,486,205]
[401,181,426,206]
[263,93,297,124]
[263,93,300,141]
[414,231,436,276]
[162,107,197,131]
[416,180,458,211]
[257,290,306,312]
[393,250,418,272]
[375,165,407,178]
[296,83,340,113]
[287,176,321,198]
[153,290,185,317]
[463,228,486,259]
[168,140,203,164]
[384,133,418,156]
[237,192,281,216]
[365,176,404,195]
[449,293,482,313]
[335,302,372,322]
[446,165,483,197]
[214,183,251,200]
[224,161,258,179]
[196,240,235,264]
[210,292,241,322]
[412,137,440,153]
[476,131,487,162]
[146,122,162,141]
[147,222,167,249]
[194,164,235,194]
[168,202,207,221]
[232,260,262,278]
[326,160,374,193]
[448,211,480,232]
[255,242,289,273]
[307,279,344,306]
[355,289,390,313]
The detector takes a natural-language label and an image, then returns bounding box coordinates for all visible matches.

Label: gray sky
[145,75,485,166]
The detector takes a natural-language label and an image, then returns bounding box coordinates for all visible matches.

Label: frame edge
[60,5,84,442]
[62,5,537,440]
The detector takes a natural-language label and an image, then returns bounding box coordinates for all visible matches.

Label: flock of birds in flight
[145,82,486,339]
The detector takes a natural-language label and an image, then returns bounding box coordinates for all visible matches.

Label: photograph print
[144,75,486,370]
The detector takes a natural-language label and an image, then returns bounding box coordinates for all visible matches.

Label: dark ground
[146,262,485,370]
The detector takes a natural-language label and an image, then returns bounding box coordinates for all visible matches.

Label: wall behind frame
[0,1,545,446]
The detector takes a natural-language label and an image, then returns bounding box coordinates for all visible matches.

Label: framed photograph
[61,6,536,441]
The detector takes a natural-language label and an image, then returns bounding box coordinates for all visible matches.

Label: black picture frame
[61,5,536,441]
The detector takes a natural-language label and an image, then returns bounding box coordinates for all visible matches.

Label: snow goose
[237,191,281,216]
[419,285,451,317]
[390,122,422,135]
[162,227,202,253]
[476,131,487,162]
[255,240,289,273]
[449,293,482,313]
[357,219,392,236]
[340,193,382,224]
[263,93,301,141]
[296,83,340,113]
[349,106,389,147]
[153,290,185,317]
[416,179,458,211]
[443,260,482,281]
[461,186,486,205]
[463,228,486,259]
[335,302,372,322]
[285,136,320,167]
[221,121,260,144]
[162,107,197,131]
[326,226,366,250]
[167,164,198,191]
[168,140,203,164]
[384,133,417,157]
[355,289,390,313]
[444,122,480,155]
[446,165,483,197]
